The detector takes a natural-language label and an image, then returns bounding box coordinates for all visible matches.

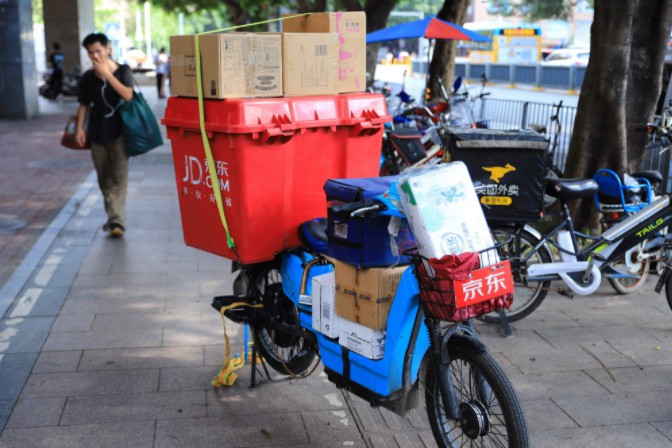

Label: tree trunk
[340,0,398,87]
[626,0,672,170]
[427,0,470,101]
[564,0,672,227]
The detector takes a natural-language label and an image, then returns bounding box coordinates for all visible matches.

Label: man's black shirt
[78,64,133,144]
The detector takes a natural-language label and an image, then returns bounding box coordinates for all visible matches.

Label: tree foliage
[487,0,586,20]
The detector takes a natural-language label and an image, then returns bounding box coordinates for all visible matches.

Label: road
[374,65,579,107]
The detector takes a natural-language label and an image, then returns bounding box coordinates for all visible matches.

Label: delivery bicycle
[483,176,672,324]
[213,173,529,447]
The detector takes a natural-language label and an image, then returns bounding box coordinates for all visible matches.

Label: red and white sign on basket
[454,261,514,309]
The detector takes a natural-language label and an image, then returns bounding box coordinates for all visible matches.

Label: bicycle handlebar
[331,199,376,216]
[636,123,670,136]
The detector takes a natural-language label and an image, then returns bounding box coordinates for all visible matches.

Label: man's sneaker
[109,223,125,238]
[102,222,111,232]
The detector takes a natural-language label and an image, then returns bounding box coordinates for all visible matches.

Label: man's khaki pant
[91,136,128,228]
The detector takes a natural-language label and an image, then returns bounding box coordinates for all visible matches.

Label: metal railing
[470,98,669,183]
[471,97,577,174]
[413,61,586,91]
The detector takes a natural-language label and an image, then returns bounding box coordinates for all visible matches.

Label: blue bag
[324,176,415,267]
[119,91,163,156]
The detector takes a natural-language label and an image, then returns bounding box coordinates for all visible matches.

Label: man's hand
[92,58,112,79]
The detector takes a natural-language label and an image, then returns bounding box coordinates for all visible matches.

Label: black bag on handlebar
[324,176,415,268]
[445,128,548,222]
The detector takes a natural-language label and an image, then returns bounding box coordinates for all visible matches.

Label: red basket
[408,246,513,322]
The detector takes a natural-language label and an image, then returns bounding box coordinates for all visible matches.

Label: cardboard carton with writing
[339,317,385,360]
[333,258,406,330]
[169,33,282,99]
[282,32,339,96]
[311,272,340,338]
[283,12,366,93]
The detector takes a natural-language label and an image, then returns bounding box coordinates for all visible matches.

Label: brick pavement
[2,89,672,446]
[0,97,92,287]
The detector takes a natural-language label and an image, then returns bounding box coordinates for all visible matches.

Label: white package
[339,318,385,360]
[311,272,339,338]
[397,162,494,260]
[319,278,339,338]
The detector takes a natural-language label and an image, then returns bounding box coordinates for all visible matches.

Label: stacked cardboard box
[170,33,283,99]
[311,272,340,339]
[169,12,366,99]
[331,258,406,360]
[282,12,367,93]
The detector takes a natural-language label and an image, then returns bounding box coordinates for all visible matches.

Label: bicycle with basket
[164,90,529,446]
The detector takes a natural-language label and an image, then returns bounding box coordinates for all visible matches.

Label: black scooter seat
[545,177,599,201]
[298,218,328,253]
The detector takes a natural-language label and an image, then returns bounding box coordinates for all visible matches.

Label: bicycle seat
[298,218,328,253]
[545,178,599,201]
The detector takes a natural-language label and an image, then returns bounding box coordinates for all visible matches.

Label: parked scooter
[447,75,491,129]
[212,174,529,447]
[39,66,81,100]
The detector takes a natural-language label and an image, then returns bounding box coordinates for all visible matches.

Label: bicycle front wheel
[425,345,529,447]
[480,226,553,324]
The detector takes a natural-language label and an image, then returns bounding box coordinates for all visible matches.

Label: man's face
[86,42,108,64]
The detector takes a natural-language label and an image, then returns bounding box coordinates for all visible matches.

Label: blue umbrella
[366,17,491,44]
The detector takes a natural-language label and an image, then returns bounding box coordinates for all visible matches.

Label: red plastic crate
[162,93,390,264]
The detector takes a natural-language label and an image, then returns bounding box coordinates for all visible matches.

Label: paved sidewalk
[0,97,92,287]
[2,95,672,447]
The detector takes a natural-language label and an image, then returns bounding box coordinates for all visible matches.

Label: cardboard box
[283,12,367,93]
[311,272,339,338]
[333,258,406,330]
[169,33,282,99]
[397,162,495,260]
[282,32,338,96]
[169,35,199,98]
[339,318,385,360]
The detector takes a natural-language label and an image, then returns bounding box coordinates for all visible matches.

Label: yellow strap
[194,14,309,251]
[211,302,264,388]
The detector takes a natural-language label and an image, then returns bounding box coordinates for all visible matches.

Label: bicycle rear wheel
[424,345,529,447]
[607,242,650,294]
[480,226,552,324]
[252,267,317,375]
[543,167,561,210]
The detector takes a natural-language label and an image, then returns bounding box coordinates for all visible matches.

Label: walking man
[75,33,134,238]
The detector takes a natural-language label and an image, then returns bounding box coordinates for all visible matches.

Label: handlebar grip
[634,123,652,132]
[480,92,492,97]
[331,199,372,215]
